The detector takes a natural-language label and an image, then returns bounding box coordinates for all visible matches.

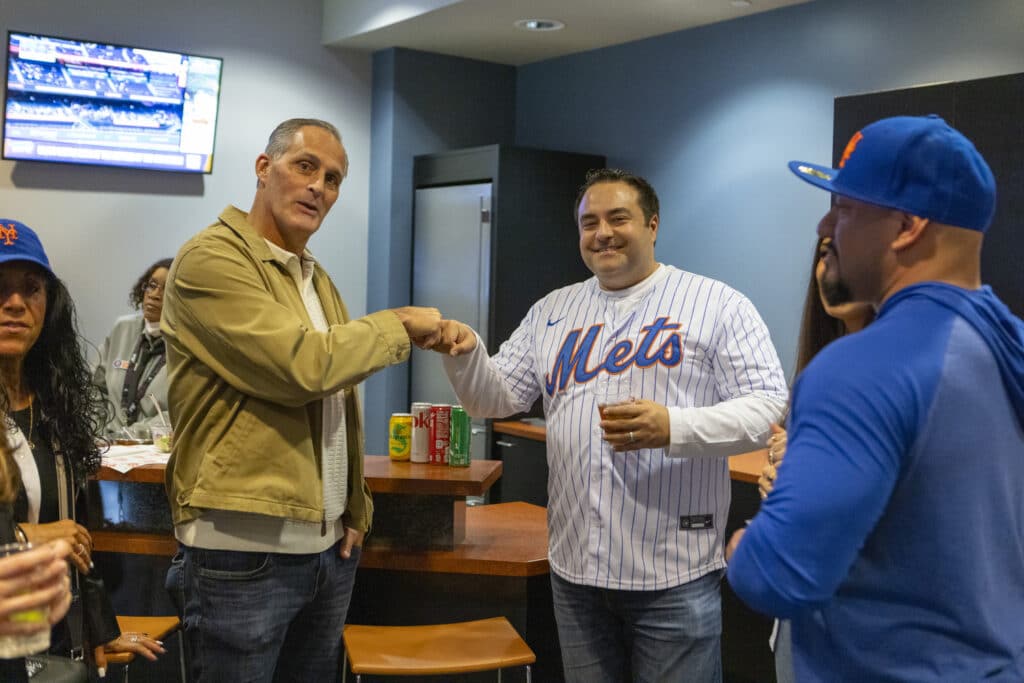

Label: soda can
[410,402,432,463]
[448,406,471,467]
[388,413,412,461]
[429,404,451,465]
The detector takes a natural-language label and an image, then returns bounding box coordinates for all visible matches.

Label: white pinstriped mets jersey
[444,264,787,590]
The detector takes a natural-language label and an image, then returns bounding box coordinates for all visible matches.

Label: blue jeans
[773,619,795,683]
[173,542,360,683]
[551,570,723,683]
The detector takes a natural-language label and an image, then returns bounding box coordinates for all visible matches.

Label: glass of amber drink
[596,376,633,421]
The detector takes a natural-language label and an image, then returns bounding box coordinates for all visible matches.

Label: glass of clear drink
[0,542,51,658]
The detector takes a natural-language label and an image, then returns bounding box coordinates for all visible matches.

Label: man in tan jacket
[161,118,442,682]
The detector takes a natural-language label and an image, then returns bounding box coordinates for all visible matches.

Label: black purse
[25,654,87,683]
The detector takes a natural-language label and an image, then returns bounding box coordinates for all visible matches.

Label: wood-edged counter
[94,456,508,558]
[493,420,769,484]
[93,459,557,682]
[360,502,547,577]
[349,502,559,682]
[98,455,501,493]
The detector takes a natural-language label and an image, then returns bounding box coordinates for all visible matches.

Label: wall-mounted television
[3,31,223,173]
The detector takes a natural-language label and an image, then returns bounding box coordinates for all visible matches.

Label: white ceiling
[323,0,814,66]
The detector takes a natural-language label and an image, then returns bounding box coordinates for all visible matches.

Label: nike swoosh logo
[546,317,565,327]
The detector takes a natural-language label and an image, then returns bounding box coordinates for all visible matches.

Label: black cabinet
[835,72,1024,318]
[411,145,605,421]
[489,433,548,507]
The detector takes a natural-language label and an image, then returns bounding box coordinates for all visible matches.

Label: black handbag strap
[64,589,85,662]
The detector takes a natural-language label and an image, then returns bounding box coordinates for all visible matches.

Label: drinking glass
[596,376,633,421]
[150,424,174,453]
[0,542,51,658]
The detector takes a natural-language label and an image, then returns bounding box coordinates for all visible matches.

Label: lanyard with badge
[120,333,166,423]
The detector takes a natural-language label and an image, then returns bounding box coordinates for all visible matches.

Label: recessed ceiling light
[514,19,565,32]
[731,0,753,7]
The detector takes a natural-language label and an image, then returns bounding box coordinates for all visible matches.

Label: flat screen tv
[3,31,223,173]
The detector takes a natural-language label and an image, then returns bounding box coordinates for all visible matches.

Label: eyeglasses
[144,280,165,294]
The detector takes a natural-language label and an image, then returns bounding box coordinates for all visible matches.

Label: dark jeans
[551,570,723,683]
[170,542,360,683]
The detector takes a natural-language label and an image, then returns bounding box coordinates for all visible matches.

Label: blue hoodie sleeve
[726,334,926,617]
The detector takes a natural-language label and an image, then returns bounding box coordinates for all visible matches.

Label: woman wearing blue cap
[0,219,164,676]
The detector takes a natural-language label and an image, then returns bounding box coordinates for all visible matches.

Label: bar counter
[492,420,769,483]
[97,454,501,492]
[92,457,556,682]
[93,455,504,555]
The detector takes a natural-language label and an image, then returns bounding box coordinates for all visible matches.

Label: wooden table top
[363,456,501,496]
[93,502,550,574]
[494,421,768,485]
[727,448,768,485]
[360,502,549,577]
[98,455,503,497]
[493,420,546,441]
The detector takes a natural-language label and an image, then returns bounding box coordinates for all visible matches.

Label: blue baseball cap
[788,115,997,232]
[0,219,53,274]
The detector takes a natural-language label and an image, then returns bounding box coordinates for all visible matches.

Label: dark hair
[793,238,875,377]
[0,410,19,505]
[128,258,173,310]
[574,168,660,224]
[24,275,104,482]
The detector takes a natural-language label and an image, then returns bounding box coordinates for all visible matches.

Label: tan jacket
[162,206,410,531]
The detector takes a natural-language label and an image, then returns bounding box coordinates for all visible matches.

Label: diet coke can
[410,402,432,463]
[429,404,451,465]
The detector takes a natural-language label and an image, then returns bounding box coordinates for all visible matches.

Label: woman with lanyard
[0,219,164,677]
[94,258,171,438]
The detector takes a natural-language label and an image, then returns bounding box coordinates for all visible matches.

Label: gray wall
[1,0,373,360]
[364,48,515,452]
[516,0,1024,376]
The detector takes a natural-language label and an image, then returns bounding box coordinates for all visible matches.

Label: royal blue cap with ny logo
[0,219,54,274]
[788,115,997,232]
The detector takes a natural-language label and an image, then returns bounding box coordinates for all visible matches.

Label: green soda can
[448,406,471,467]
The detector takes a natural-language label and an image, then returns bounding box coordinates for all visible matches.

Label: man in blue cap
[726,115,1024,681]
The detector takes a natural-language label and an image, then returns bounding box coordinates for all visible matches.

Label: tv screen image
[3,31,223,173]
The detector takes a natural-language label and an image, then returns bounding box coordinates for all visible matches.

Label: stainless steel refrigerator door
[410,183,492,464]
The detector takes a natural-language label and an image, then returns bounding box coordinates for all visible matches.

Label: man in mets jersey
[434,168,788,682]
[728,116,1024,682]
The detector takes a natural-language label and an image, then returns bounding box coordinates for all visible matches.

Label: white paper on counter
[101,445,170,473]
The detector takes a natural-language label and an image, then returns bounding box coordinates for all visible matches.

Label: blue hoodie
[728,283,1024,682]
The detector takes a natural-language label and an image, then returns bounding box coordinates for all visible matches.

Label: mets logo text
[544,316,683,395]
[0,223,19,246]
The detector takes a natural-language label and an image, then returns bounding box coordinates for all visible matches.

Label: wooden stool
[343,617,535,682]
[106,615,183,683]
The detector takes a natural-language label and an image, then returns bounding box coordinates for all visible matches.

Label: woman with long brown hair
[0,425,73,683]
[756,237,873,683]
[759,236,874,494]
[0,219,164,676]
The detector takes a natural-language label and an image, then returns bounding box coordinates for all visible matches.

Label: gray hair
[259,118,348,185]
